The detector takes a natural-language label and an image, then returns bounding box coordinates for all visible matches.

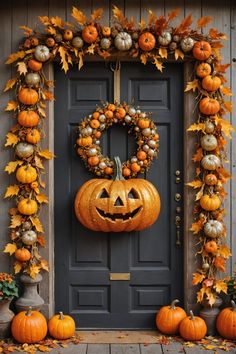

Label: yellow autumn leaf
[4,160,23,174]
[3,243,17,255]
[5,132,19,147]
[34,156,44,169]
[58,46,69,73]
[42,90,54,101]
[16,61,28,75]
[3,78,17,92]
[195,184,205,201]
[218,244,232,258]
[5,100,18,111]
[19,25,33,36]
[224,101,233,113]
[46,26,57,35]
[190,221,204,234]
[30,216,44,233]
[4,185,20,198]
[71,6,87,26]
[38,149,55,159]
[38,106,46,118]
[197,287,206,303]
[5,50,26,64]
[36,194,49,204]
[206,291,216,306]
[87,44,96,55]
[174,48,184,60]
[186,180,203,189]
[214,116,234,138]
[28,265,41,279]
[139,19,146,31]
[192,273,205,285]
[9,214,22,228]
[40,259,49,272]
[221,86,232,96]
[38,16,50,25]
[153,57,163,72]
[214,279,228,294]
[78,52,84,71]
[140,53,148,65]
[203,345,217,350]
[187,123,205,132]
[184,79,199,92]
[51,16,64,29]
[14,261,22,274]
[38,345,51,352]
[91,8,104,21]
[159,48,168,59]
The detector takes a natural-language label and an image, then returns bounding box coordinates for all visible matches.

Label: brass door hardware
[175,193,182,202]
[110,273,130,281]
[175,215,181,248]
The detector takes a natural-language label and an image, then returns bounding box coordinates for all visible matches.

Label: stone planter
[15,274,44,313]
[0,298,15,339]
[199,296,223,336]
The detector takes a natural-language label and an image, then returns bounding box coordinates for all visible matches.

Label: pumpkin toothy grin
[96,206,142,221]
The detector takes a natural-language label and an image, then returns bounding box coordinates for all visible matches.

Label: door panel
[55,61,183,329]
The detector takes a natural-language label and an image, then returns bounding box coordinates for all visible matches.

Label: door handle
[175,215,181,248]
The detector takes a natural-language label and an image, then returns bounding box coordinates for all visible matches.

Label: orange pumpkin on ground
[18,198,38,215]
[18,110,39,127]
[15,248,31,262]
[48,312,75,340]
[156,299,187,335]
[216,300,236,340]
[196,62,212,78]
[82,25,98,43]
[204,240,218,254]
[74,156,161,232]
[202,75,221,92]
[138,32,156,51]
[179,310,207,341]
[28,59,42,71]
[193,41,212,61]
[199,97,220,115]
[26,129,41,144]
[11,307,47,344]
[200,194,221,211]
[18,88,38,105]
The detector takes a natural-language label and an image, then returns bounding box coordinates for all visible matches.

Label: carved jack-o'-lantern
[74,157,161,232]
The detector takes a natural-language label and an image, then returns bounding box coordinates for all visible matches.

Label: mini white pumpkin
[158,31,172,46]
[180,37,194,52]
[25,73,40,86]
[34,45,50,62]
[22,221,32,231]
[15,143,34,158]
[100,38,111,50]
[72,36,84,48]
[201,134,218,151]
[201,154,221,170]
[114,32,132,51]
[21,230,37,245]
[205,120,215,134]
[204,220,224,238]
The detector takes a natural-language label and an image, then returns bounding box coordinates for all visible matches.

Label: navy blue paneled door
[54,61,183,329]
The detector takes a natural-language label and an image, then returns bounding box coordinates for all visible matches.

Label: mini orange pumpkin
[11,307,47,344]
[107,103,116,111]
[138,32,156,51]
[18,110,39,127]
[48,312,75,340]
[156,299,187,335]
[122,167,131,177]
[193,41,212,61]
[102,26,111,37]
[205,174,218,186]
[115,107,126,119]
[202,75,221,92]
[105,110,113,119]
[196,62,212,78]
[18,88,38,105]
[26,129,41,144]
[82,25,98,43]
[90,119,100,129]
[216,300,236,340]
[105,167,113,175]
[179,310,207,341]
[15,248,31,262]
[137,150,147,161]
[63,29,73,41]
[131,162,141,172]
[28,59,42,71]
[88,156,99,166]
[138,119,150,129]
[18,198,38,215]
[200,194,221,211]
[77,136,93,147]
[92,111,100,119]
[204,240,218,254]
[199,97,220,115]
[16,165,37,184]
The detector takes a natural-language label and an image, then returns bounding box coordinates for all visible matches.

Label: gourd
[15,143,34,158]
[138,32,156,51]
[114,32,132,51]
[200,134,218,151]
[158,31,172,46]
[16,165,37,184]
[25,73,41,86]
[204,220,223,238]
[216,300,236,340]
[201,154,221,170]
[72,36,84,48]
[18,110,39,127]
[100,38,111,50]
[18,199,38,216]
[204,240,218,254]
[15,248,31,262]
[22,230,37,245]
[204,174,217,186]
[180,37,194,52]
[156,299,187,334]
[202,75,221,92]
[34,45,50,62]
[179,310,207,341]
[48,312,75,340]
[18,88,38,105]
[193,41,212,61]
[204,120,215,134]
[26,129,41,144]
[196,62,212,78]
[11,307,47,344]
[199,97,220,115]
[82,25,98,43]
[200,194,221,211]
[27,59,42,71]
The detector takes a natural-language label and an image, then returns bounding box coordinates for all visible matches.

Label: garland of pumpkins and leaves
[1,5,234,312]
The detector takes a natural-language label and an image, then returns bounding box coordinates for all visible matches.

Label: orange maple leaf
[213,256,226,272]
[192,272,205,285]
[192,147,203,162]
[197,16,212,28]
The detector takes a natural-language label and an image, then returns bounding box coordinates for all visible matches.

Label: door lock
[175,193,182,202]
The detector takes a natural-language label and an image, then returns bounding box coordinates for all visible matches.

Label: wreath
[76,102,159,178]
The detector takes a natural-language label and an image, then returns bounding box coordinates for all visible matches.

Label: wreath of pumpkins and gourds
[2,6,233,308]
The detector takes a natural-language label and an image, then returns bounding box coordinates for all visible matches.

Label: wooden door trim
[43,61,197,317]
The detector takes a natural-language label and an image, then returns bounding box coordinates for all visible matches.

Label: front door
[54,61,183,329]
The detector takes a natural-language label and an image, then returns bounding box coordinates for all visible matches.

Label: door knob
[175,193,182,202]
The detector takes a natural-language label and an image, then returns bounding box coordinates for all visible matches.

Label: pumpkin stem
[26,306,32,316]
[59,311,64,320]
[189,310,195,320]
[114,156,125,181]
[170,299,179,309]
[231,300,236,311]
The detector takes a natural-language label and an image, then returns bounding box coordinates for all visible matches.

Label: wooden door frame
[42,60,198,318]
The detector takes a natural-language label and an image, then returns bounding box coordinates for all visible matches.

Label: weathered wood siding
[0,0,235,315]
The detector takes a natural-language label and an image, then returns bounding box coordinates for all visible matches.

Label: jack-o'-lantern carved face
[74,157,161,232]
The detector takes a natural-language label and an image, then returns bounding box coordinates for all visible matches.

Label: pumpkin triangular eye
[128,188,139,199]
[114,197,124,206]
[99,188,109,198]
